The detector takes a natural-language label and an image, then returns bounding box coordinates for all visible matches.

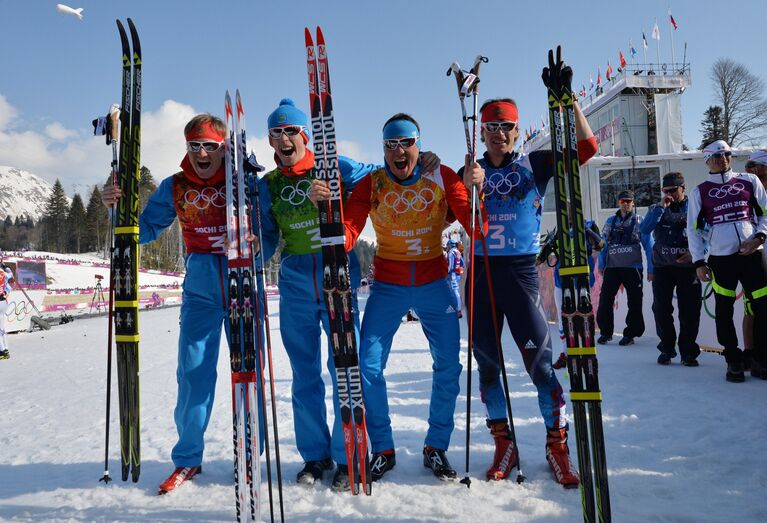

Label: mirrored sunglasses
[662,186,682,194]
[383,137,418,150]
[710,151,732,159]
[619,198,634,204]
[482,121,517,133]
[187,141,224,153]
[268,125,305,139]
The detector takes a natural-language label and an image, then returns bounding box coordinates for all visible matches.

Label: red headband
[185,121,225,142]
[481,101,519,124]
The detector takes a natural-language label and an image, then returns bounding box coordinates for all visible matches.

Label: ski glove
[541,45,573,97]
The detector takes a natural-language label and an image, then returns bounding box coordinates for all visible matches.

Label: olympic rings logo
[184,187,227,209]
[708,183,745,199]
[4,300,33,322]
[381,188,435,214]
[483,171,520,197]
[280,180,313,206]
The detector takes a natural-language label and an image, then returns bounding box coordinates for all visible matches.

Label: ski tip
[304,27,313,45]
[316,25,325,44]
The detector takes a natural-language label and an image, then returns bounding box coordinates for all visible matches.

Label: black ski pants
[596,267,645,338]
[708,252,767,366]
[651,266,702,359]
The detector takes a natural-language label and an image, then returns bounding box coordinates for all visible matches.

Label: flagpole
[655,18,661,69]
[642,34,648,70]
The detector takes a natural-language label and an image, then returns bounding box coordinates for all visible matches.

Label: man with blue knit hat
[256,98,377,488]
[687,139,767,382]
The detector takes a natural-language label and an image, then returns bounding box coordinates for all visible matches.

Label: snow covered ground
[1,295,765,522]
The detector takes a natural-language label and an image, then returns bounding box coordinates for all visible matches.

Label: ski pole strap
[567,347,597,356]
[115,226,139,234]
[558,265,588,276]
[570,392,602,401]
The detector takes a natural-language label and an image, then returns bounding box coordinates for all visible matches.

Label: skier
[310,113,485,487]
[462,53,597,487]
[446,239,465,318]
[0,262,15,360]
[741,149,767,374]
[687,140,767,382]
[596,190,654,346]
[639,172,702,366]
[257,100,440,489]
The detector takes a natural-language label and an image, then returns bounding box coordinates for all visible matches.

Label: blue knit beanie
[267,98,309,138]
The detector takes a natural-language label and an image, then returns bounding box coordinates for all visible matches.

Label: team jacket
[468,137,597,256]
[139,156,228,254]
[687,170,767,263]
[598,211,654,272]
[447,247,464,277]
[343,164,487,286]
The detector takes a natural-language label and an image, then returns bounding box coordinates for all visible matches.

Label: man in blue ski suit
[461,55,597,487]
[103,114,263,493]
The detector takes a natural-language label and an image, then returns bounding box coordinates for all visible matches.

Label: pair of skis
[305,27,371,496]
[224,90,284,522]
[545,47,611,522]
[103,18,141,484]
[447,56,525,487]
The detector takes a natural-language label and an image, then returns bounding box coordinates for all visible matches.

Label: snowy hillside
[0,165,68,221]
[1,291,765,522]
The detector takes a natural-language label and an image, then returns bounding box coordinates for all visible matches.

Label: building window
[598,166,661,208]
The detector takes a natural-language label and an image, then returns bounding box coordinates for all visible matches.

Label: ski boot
[485,420,518,481]
[545,427,580,489]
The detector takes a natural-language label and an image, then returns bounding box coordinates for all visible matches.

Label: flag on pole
[580,84,586,98]
[669,10,678,30]
[652,20,661,40]
[642,32,649,49]
[590,76,594,90]
[619,50,627,69]
[630,40,637,57]
[606,61,613,80]
[597,68,602,88]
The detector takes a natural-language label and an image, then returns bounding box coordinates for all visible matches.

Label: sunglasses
[383,137,418,150]
[268,125,305,139]
[482,121,517,133]
[662,186,682,194]
[619,199,634,204]
[710,151,732,160]
[187,140,224,153]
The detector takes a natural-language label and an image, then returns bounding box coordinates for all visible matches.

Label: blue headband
[383,119,421,150]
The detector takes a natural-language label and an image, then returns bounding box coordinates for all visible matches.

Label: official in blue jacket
[597,189,654,346]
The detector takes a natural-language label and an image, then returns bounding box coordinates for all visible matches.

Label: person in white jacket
[687,140,767,382]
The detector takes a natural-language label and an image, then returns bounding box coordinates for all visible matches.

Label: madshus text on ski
[94,22,619,522]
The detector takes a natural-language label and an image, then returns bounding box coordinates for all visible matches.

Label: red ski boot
[158,465,201,495]
[546,427,579,489]
[485,420,519,480]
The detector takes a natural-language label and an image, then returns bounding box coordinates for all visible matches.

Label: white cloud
[0,94,19,129]
[45,122,78,141]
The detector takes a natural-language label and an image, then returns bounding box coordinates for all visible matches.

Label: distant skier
[445,239,465,318]
[311,113,485,486]
[0,262,15,360]
[687,140,767,382]
[458,50,597,487]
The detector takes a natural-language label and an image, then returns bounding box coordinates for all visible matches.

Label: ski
[114,18,141,483]
[225,91,262,522]
[305,26,371,496]
[546,47,610,522]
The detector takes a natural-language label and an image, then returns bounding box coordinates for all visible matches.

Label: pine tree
[67,193,87,253]
[699,105,725,149]
[41,179,70,253]
[85,185,109,254]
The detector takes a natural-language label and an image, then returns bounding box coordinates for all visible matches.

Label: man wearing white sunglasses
[688,139,767,383]
[461,51,598,488]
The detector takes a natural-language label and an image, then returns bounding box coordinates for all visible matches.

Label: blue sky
[1,0,766,196]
